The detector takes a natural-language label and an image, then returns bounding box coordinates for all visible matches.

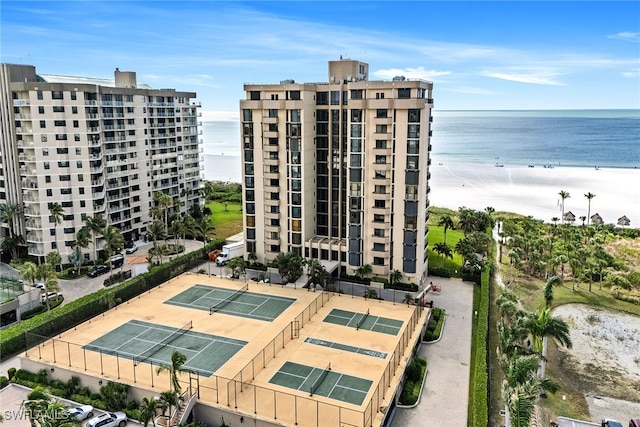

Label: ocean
[201,110,640,182]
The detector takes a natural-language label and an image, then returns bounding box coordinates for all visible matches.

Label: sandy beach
[203,155,639,227]
[429,163,640,226]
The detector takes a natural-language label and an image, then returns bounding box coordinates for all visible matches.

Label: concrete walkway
[391,277,475,427]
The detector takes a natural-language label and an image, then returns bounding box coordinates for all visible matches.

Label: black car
[87,264,110,278]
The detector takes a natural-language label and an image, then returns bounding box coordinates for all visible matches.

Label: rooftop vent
[392,76,406,81]
[280,79,295,84]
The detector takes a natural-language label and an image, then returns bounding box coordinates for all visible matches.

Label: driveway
[391,277,475,427]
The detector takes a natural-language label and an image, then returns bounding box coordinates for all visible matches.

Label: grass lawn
[427,225,465,271]
[207,201,243,240]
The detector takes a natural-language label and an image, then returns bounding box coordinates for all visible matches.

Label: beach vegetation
[204,181,242,203]
[204,200,243,239]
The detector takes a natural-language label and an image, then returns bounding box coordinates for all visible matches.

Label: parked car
[86,412,127,427]
[87,264,110,278]
[41,292,62,304]
[34,282,46,290]
[602,420,624,427]
[66,404,94,420]
[629,420,640,427]
[125,243,138,254]
[110,254,125,268]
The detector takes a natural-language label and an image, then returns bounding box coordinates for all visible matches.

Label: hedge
[469,262,490,427]
[0,240,224,358]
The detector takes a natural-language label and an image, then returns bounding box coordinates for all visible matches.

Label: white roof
[38,73,152,89]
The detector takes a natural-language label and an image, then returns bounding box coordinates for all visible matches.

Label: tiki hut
[563,211,576,224]
[590,213,604,225]
[617,215,631,227]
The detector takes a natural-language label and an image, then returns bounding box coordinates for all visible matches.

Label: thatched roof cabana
[617,215,631,226]
[563,211,576,223]
[590,213,604,225]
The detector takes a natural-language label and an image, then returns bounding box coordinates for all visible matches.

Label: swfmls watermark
[3,408,72,422]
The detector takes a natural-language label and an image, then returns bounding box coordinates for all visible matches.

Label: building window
[246,203,255,214]
[350,89,363,100]
[40,120,46,128]
[76,161,83,168]
[405,216,418,229]
[249,91,260,100]
[375,124,387,134]
[59,175,71,181]
[374,199,386,208]
[407,156,419,170]
[292,220,301,232]
[243,109,252,121]
[70,91,77,100]
[268,109,278,118]
[374,228,385,237]
[376,109,388,118]
[408,124,420,139]
[398,88,411,99]
[373,243,385,252]
[38,106,45,114]
[351,109,362,123]
[292,207,301,218]
[406,185,418,200]
[246,216,255,227]
[373,257,385,266]
[42,148,49,156]
[44,162,50,170]
[375,155,387,164]
[408,109,420,123]
[57,147,69,154]
[316,92,328,105]
[53,106,65,113]
[72,106,78,114]
[37,90,43,100]
[373,214,385,223]
[46,189,52,196]
[52,91,63,100]
[330,91,340,105]
[375,140,387,149]
[374,185,386,194]
[288,91,300,100]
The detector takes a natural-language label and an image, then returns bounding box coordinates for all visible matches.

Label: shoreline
[202,155,640,227]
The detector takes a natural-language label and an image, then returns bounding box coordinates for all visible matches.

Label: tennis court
[164,284,295,321]
[269,361,373,406]
[322,308,404,335]
[83,319,247,377]
[304,337,388,359]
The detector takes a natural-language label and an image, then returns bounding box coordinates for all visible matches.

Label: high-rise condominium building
[0,64,203,263]
[240,59,433,288]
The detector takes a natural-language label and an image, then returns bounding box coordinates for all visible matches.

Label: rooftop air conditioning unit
[392,76,406,81]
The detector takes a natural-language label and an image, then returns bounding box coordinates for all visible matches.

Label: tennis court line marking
[165,290,281,321]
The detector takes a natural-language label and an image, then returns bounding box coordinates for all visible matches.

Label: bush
[387,282,418,292]
[0,376,8,389]
[428,266,453,278]
[7,367,16,381]
[424,308,446,341]
[103,270,132,287]
[470,264,490,427]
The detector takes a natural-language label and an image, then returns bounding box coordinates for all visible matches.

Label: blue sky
[2,1,639,119]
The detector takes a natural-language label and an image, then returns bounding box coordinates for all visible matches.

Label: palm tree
[154,191,174,237]
[558,191,570,224]
[147,220,165,264]
[139,396,158,427]
[524,309,572,378]
[0,202,23,260]
[389,269,403,287]
[305,258,329,290]
[23,386,81,427]
[584,192,595,225]
[438,214,455,245]
[354,264,372,281]
[543,276,561,308]
[70,227,91,274]
[85,215,106,264]
[19,261,38,287]
[48,202,64,266]
[156,351,190,419]
[102,225,125,275]
[273,252,304,284]
[433,242,453,260]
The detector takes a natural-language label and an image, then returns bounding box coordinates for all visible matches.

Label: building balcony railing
[15,113,32,120]
[15,127,33,134]
[17,140,35,148]
[13,99,30,107]
[18,155,36,162]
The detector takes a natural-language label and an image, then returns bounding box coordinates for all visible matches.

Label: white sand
[429,164,640,225]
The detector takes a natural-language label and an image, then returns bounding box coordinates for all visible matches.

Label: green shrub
[399,380,415,403]
[104,270,132,287]
[7,367,16,380]
[470,264,490,427]
[428,266,453,278]
[0,376,8,389]
[387,282,418,292]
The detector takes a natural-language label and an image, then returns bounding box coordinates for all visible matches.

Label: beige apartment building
[240,59,433,288]
[0,64,203,263]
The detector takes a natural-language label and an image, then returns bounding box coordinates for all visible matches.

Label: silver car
[86,412,127,427]
[66,404,94,420]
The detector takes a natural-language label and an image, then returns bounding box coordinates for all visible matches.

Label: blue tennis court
[83,319,246,376]
[164,284,295,321]
[269,361,373,406]
[322,308,403,335]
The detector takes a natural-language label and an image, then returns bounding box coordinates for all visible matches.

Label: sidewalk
[391,277,474,427]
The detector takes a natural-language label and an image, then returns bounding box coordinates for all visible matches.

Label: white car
[86,412,127,427]
[66,404,94,420]
[125,243,138,254]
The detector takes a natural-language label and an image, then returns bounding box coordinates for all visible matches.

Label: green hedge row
[0,240,223,358]
[424,307,446,341]
[470,263,490,427]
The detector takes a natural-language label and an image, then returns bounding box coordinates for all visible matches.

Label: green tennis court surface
[304,337,388,359]
[322,308,403,335]
[269,361,373,406]
[164,284,295,321]
[83,319,246,377]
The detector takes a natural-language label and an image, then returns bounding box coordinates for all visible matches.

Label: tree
[19,261,38,287]
[99,381,130,411]
[156,351,190,418]
[102,225,125,275]
[558,191,570,223]
[70,227,91,273]
[433,242,453,260]
[584,192,596,225]
[247,251,257,266]
[147,220,166,264]
[139,397,158,427]
[85,215,106,264]
[364,288,378,299]
[46,250,62,273]
[0,202,23,260]
[305,258,329,290]
[524,309,572,378]
[354,264,372,281]
[273,252,304,284]
[438,214,455,245]
[36,262,60,315]
[23,386,81,427]
[227,256,246,279]
[154,191,174,237]
[48,202,64,263]
[389,270,403,287]
[543,276,561,308]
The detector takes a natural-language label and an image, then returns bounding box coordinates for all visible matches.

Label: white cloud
[446,86,495,95]
[621,68,640,78]
[481,71,565,86]
[608,32,640,43]
[373,67,451,81]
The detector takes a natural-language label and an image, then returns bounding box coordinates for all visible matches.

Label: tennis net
[209,284,249,315]
[310,362,332,396]
[136,320,192,364]
[356,308,370,330]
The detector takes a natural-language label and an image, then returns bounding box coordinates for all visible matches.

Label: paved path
[391,277,474,427]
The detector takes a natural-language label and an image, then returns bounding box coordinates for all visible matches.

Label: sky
[1,1,639,119]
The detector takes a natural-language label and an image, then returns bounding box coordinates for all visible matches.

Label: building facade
[240,59,433,287]
[0,64,203,263]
